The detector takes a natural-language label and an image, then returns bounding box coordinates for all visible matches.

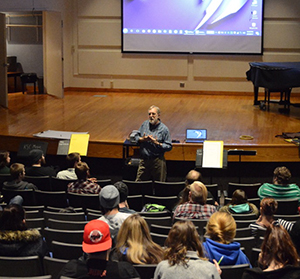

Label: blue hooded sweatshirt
[203,238,251,267]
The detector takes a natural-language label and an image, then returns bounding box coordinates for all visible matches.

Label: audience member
[242,224,300,279]
[25,149,57,177]
[3,163,37,190]
[56,152,81,180]
[154,220,221,279]
[173,181,216,220]
[58,219,139,279]
[289,220,300,257]
[203,211,251,266]
[99,185,131,244]
[219,189,259,216]
[258,166,300,204]
[250,198,278,235]
[0,204,48,258]
[67,162,101,194]
[112,214,163,264]
[0,150,11,174]
[178,170,218,206]
[114,181,136,214]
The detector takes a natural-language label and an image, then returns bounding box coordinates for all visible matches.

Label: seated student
[56,152,81,180]
[114,181,136,214]
[173,181,216,220]
[203,211,251,266]
[25,149,57,177]
[219,189,259,216]
[3,163,37,190]
[112,214,163,264]
[58,219,139,279]
[258,166,300,204]
[154,220,221,279]
[0,204,48,258]
[98,186,131,244]
[0,150,11,175]
[67,162,101,194]
[249,198,278,235]
[242,224,300,279]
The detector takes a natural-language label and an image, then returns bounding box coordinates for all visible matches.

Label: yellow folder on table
[68,134,90,156]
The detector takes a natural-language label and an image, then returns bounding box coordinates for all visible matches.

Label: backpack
[141,203,166,212]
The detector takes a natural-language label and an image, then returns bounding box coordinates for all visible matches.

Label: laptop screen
[186,129,207,141]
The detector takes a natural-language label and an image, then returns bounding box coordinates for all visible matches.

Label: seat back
[234,236,255,259]
[26,218,45,232]
[43,256,68,279]
[43,210,86,226]
[235,227,252,238]
[173,217,209,236]
[144,195,178,212]
[133,264,157,279]
[48,218,87,230]
[231,213,258,220]
[274,214,300,222]
[52,240,83,260]
[2,188,36,205]
[122,180,153,196]
[276,198,299,215]
[127,195,144,212]
[235,219,257,228]
[206,184,219,202]
[220,264,250,279]
[24,176,51,191]
[0,255,43,277]
[51,177,76,191]
[87,211,102,221]
[96,179,112,187]
[67,192,100,210]
[227,183,261,198]
[35,190,68,207]
[0,174,11,191]
[143,216,173,229]
[153,181,185,197]
[150,232,167,247]
[150,224,172,235]
[139,211,171,218]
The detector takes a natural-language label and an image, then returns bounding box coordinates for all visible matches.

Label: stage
[1,90,300,163]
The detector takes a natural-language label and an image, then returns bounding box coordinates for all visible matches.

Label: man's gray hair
[148,105,160,114]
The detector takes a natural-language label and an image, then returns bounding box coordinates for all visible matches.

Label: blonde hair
[205,212,236,244]
[115,214,163,264]
[190,181,207,205]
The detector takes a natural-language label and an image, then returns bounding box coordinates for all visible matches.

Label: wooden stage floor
[1,91,300,162]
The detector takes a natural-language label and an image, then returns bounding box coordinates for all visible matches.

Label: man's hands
[139,133,161,146]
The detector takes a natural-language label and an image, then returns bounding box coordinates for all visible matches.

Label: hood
[229,203,251,214]
[0,229,41,243]
[203,238,242,265]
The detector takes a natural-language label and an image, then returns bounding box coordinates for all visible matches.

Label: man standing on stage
[134,105,172,182]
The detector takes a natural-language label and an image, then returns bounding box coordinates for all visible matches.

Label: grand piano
[246,62,300,109]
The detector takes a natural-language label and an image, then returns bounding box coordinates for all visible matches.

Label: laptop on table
[185,129,207,143]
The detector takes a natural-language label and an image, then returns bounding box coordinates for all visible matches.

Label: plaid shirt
[67,180,101,194]
[173,201,217,219]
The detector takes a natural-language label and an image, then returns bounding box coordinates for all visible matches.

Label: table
[7,71,22,92]
[246,62,300,108]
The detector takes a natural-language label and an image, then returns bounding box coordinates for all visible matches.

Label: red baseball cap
[82,220,112,254]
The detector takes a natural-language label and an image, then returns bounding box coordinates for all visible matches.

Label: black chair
[67,192,100,210]
[25,209,42,219]
[96,179,112,187]
[235,219,257,228]
[2,189,36,205]
[234,236,255,259]
[48,218,87,230]
[143,216,173,229]
[133,264,157,279]
[153,181,185,197]
[0,255,43,276]
[44,227,84,250]
[235,227,252,238]
[43,256,68,279]
[3,276,51,279]
[26,218,45,232]
[23,205,45,216]
[144,195,178,212]
[122,180,153,196]
[206,184,219,202]
[139,211,171,218]
[150,232,167,247]
[52,240,83,260]
[221,263,250,279]
[274,214,300,222]
[224,197,260,209]
[173,217,208,236]
[51,176,76,191]
[0,174,11,191]
[87,211,102,221]
[43,210,86,226]
[276,198,299,215]
[24,175,51,191]
[35,190,68,207]
[150,224,172,235]
[231,213,258,220]
[227,183,261,198]
[250,248,261,267]
[127,195,144,211]
[46,206,84,212]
